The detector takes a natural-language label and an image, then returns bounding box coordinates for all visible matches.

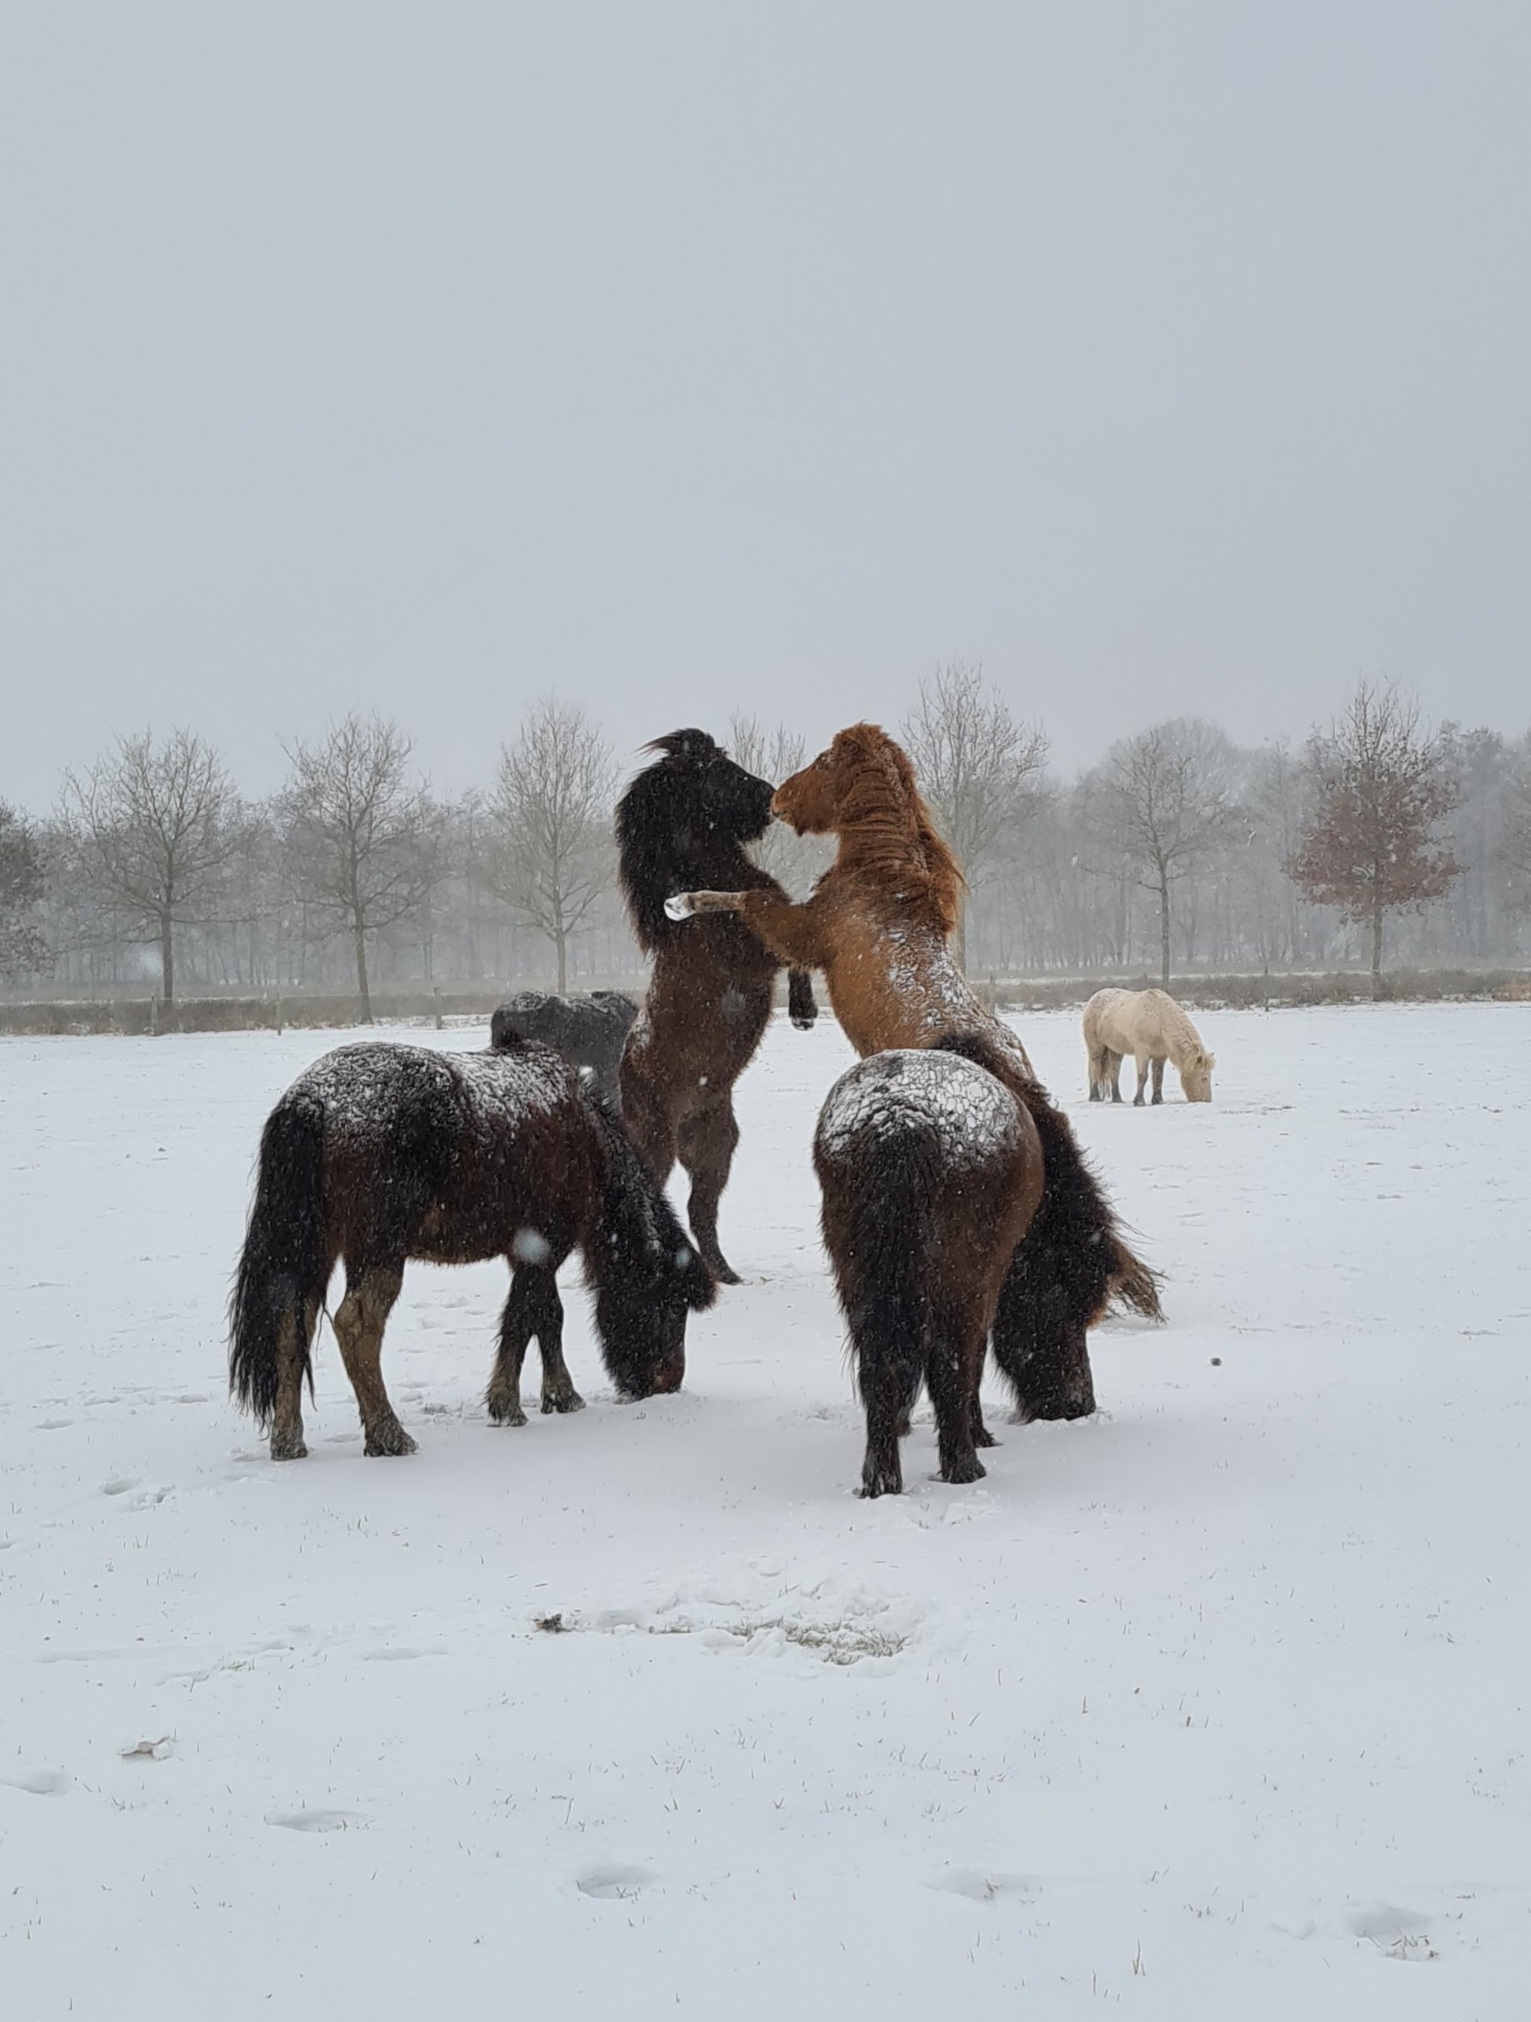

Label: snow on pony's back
[291,1041,563,1143]
[815,1049,1024,1168]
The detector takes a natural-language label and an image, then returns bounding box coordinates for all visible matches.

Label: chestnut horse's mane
[829,724,965,935]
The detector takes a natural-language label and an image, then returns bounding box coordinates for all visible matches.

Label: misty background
[4,4,1530,1004]
[4,2,1528,801]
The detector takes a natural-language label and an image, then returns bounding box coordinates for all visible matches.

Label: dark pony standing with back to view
[815,1030,1126,1496]
[229,1037,714,1461]
[616,729,817,1284]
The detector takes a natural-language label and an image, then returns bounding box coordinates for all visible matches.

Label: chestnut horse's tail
[931,1028,1163,1325]
[228,1092,330,1429]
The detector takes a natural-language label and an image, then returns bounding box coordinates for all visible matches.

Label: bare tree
[487,700,615,993]
[1089,718,1237,988]
[280,714,445,1021]
[1286,681,1462,996]
[57,729,242,1000]
[900,661,1049,969]
[0,801,48,978]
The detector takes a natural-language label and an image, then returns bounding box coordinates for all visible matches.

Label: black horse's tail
[932,1028,1163,1326]
[228,1092,330,1428]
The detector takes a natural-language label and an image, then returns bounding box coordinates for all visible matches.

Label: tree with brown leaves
[1286,681,1462,997]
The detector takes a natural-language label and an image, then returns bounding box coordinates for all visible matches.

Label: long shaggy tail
[228,1093,330,1428]
[829,1129,936,1419]
[932,1028,1163,1325]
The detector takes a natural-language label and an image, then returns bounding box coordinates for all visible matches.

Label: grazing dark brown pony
[491,989,639,1109]
[229,1038,714,1461]
[616,728,818,1284]
[815,1043,1044,1496]
[668,722,1162,1381]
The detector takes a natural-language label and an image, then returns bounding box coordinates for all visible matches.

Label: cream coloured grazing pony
[1083,988,1215,1105]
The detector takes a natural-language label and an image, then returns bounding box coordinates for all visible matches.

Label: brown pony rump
[814,1044,1043,1496]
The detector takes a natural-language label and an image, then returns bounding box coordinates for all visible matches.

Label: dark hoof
[707,1258,743,1287]
[1088,1087,1101,1102]
[540,1388,586,1415]
[859,1467,903,1498]
[973,1420,999,1450]
[790,1014,817,1031]
[270,1430,308,1461]
[938,1452,986,1485]
[363,1421,418,1457]
[486,1394,529,1427]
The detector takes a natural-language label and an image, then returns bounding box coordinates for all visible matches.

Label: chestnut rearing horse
[668,723,1161,1407]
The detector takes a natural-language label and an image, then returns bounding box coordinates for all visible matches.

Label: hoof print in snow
[3,1768,72,1796]
[266,1808,363,1833]
[577,1865,656,1900]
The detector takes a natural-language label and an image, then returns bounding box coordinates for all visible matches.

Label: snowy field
[2,1002,1529,2020]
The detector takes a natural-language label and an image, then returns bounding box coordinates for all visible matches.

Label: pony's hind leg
[677,1100,742,1285]
[1150,1056,1165,1105]
[270,1296,322,1460]
[924,1308,987,1484]
[1106,1050,1124,1102]
[333,1264,415,1456]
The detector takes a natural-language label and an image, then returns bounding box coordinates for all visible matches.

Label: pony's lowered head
[586,1098,716,1396]
[1180,1047,1216,1103]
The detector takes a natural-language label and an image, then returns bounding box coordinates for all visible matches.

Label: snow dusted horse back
[491,990,638,1110]
[1084,988,1215,1105]
[615,727,818,1285]
[229,1038,714,1461]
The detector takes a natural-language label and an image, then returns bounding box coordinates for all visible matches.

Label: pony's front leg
[787,969,818,1030]
[1133,1052,1150,1106]
[333,1263,415,1455]
[667,889,831,976]
[1150,1056,1165,1105]
[488,1261,583,1424]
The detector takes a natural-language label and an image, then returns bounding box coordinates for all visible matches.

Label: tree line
[2,674,1528,1011]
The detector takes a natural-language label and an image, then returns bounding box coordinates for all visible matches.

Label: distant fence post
[433,986,443,1030]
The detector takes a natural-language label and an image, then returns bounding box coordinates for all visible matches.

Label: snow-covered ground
[2,1003,1528,2020]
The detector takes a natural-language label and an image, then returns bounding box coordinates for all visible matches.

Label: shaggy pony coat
[229,1038,714,1462]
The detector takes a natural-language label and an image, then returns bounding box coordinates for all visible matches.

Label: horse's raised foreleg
[1150,1055,1165,1105]
[333,1263,414,1456]
[676,1099,742,1285]
[787,969,818,1030]
[666,889,832,975]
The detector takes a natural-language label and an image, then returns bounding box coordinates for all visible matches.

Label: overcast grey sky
[3,1,1528,807]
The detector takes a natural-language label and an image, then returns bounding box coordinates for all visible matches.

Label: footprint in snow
[2,1768,72,1796]
[576,1865,657,1901]
[100,1477,139,1496]
[266,1809,365,1833]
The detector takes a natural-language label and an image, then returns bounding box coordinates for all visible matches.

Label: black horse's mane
[615,729,771,951]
